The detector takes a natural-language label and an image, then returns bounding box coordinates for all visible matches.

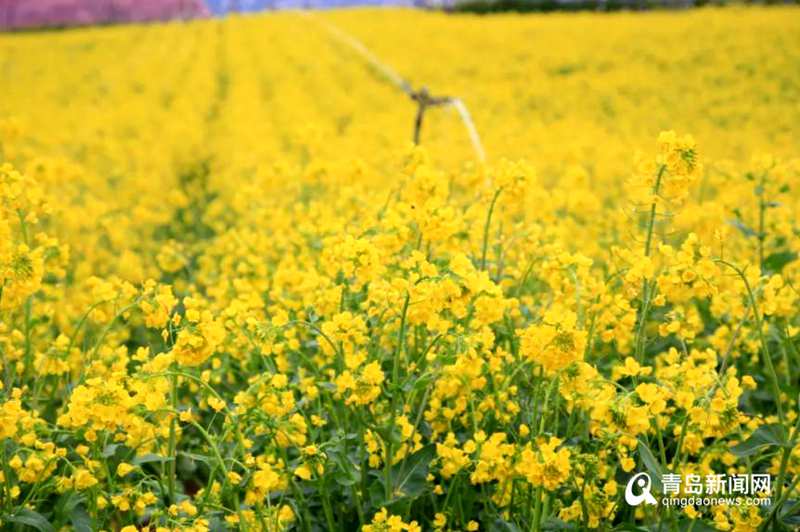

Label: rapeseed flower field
[1,6,800,531]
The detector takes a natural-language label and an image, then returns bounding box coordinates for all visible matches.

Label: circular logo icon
[625,472,658,506]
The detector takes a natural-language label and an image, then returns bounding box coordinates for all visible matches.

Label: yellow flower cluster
[0,6,799,532]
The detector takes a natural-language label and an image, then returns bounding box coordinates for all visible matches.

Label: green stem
[384,292,411,503]
[633,164,667,364]
[538,374,559,436]
[716,260,784,426]
[774,416,800,511]
[481,187,503,271]
[643,164,666,258]
[22,296,32,382]
[531,486,544,532]
[320,475,337,531]
[167,369,178,504]
[186,417,247,530]
[391,293,411,397]
[756,171,767,273]
[654,420,667,468]
[760,473,800,531]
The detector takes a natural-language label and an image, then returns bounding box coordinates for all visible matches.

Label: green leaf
[178,451,211,463]
[367,478,385,507]
[542,517,577,530]
[389,445,434,500]
[612,525,649,532]
[487,517,525,532]
[730,423,788,457]
[132,453,172,465]
[780,500,800,526]
[637,439,665,491]
[781,512,800,527]
[4,509,55,532]
[677,518,719,532]
[763,251,798,274]
[53,492,85,530]
[728,219,757,238]
[101,444,119,458]
[328,448,359,487]
[70,506,92,532]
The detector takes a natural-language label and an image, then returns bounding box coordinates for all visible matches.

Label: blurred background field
[1,6,798,178]
[1,0,797,29]
[2,4,798,289]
